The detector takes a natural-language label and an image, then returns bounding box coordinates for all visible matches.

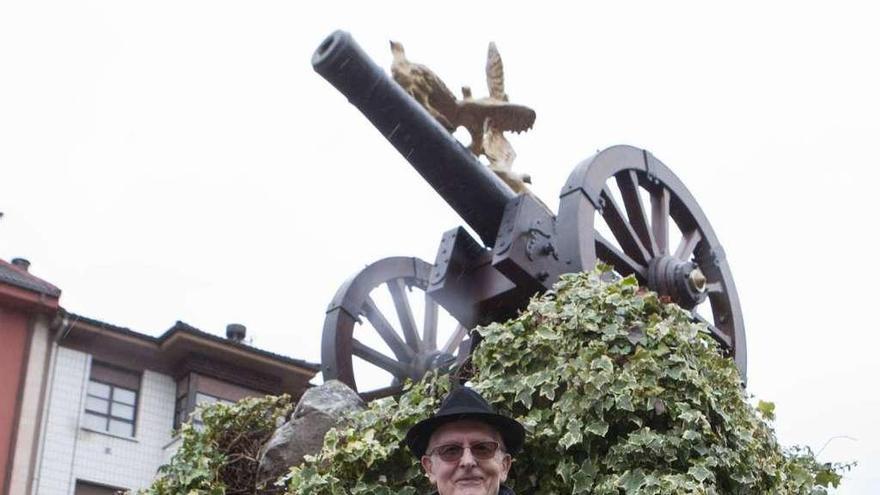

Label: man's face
[420,420,512,495]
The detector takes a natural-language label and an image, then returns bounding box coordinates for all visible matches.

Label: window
[75,480,125,495]
[174,374,190,430]
[173,372,251,429]
[174,391,233,429]
[83,362,139,437]
[190,392,234,427]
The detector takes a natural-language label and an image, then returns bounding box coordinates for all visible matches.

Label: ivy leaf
[689,464,713,482]
[815,466,843,487]
[591,355,614,373]
[627,324,646,345]
[536,325,561,341]
[757,400,776,421]
[560,429,583,449]
[682,430,700,441]
[617,469,646,492]
[539,381,557,400]
[616,394,635,412]
[585,420,609,437]
[556,460,575,482]
[571,460,597,494]
[515,386,534,409]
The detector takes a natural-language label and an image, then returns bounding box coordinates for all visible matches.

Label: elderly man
[405,386,525,495]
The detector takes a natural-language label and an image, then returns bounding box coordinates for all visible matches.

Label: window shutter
[90,362,140,390]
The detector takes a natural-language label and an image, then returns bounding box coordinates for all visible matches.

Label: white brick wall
[34,347,178,494]
[34,346,88,495]
[162,436,182,465]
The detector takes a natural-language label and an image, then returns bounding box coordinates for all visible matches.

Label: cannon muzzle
[312,31,515,246]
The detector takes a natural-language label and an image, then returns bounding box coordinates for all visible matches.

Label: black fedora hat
[405,386,525,458]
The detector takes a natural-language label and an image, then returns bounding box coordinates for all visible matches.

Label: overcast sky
[2,1,878,492]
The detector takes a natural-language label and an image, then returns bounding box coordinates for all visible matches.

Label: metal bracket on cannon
[493,194,566,292]
[427,193,568,331]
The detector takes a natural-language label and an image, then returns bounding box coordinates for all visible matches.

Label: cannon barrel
[312,30,515,247]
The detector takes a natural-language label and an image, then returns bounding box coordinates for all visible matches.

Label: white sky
[1,1,878,492]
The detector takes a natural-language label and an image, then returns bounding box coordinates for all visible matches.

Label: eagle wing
[457,99,535,134]
[413,64,459,129]
[486,42,506,101]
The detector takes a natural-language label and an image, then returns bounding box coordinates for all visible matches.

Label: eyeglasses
[429,441,502,462]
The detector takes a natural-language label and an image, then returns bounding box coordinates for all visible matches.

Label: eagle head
[389,41,405,59]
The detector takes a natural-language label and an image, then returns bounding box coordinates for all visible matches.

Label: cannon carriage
[312,31,745,400]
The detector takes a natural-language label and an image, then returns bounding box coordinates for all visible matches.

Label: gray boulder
[257,380,365,487]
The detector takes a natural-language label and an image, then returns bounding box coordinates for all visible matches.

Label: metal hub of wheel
[414,349,458,378]
[647,255,708,310]
[321,257,469,400]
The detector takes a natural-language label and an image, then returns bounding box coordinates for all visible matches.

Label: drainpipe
[28,311,72,495]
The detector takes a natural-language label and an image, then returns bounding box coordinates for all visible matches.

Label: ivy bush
[285,266,849,494]
[142,394,293,495]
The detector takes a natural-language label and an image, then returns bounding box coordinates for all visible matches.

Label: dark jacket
[430,486,515,495]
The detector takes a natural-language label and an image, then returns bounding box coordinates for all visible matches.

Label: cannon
[313,31,746,400]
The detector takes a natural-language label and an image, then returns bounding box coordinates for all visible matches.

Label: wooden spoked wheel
[321,257,469,400]
[557,145,747,381]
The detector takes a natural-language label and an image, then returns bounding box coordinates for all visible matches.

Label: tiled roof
[161,320,321,371]
[0,259,61,298]
[67,312,321,372]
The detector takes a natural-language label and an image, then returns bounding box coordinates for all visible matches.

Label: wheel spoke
[359,384,405,402]
[455,338,473,367]
[705,281,723,294]
[362,296,413,361]
[600,187,651,265]
[674,228,702,261]
[595,233,648,280]
[442,324,468,355]
[352,339,410,378]
[616,170,659,256]
[691,313,732,349]
[387,279,421,352]
[651,187,671,254]
[423,294,439,351]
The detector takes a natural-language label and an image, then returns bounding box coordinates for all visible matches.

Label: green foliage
[757,401,776,421]
[141,394,293,495]
[282,372,454,494]
[285,266,850,494]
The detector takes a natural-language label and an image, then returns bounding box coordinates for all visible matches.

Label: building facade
[0,259,319,494]
[0,259,60,495]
